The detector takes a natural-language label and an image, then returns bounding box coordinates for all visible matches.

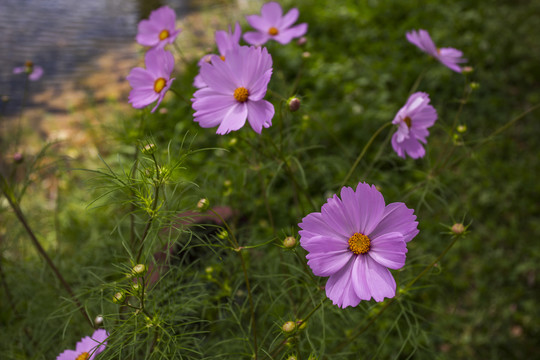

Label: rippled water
[0,0,201,115]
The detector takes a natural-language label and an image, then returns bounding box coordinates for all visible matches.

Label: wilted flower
[136,6,181,49]
[56,329,108,360]
[13,61,43,81]
[243,2,307,46]
[299,183,419,308]
[127,48,175,113]
[192,46,274,134]
[406,29,467,73]
[194,23,242,89]
[391,92,437,159]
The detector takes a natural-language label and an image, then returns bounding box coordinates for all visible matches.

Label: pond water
[0,0,208,116]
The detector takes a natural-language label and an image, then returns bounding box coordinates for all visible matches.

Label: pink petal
[299,212,347,240]
[307,249,352,277]
[243,31,270,46]
[56,349,78,360]
[29,66,43,81]
[300,234,348,253]
[370,202,419,243]
[325,258,361,308]
[246,15,271,33]
[260,2,283,24]
[279,8,299,28]
[129,88,159,109]
[216,102,248,134]
[127,67,154,89]
[368,232,407,269]
[338,186,362,234]
[354,183,386,235]
[274,23,307,44]
[350,255,373,301]
[321,194,354,237]
[246,100,274,133]
[363,256,397,302]
[199,61,236,94]
[13,66,25,74]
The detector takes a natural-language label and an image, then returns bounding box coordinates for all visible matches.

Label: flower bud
[297,36,307,46]
[132,264,147,277]
[113,291,126,304]
[302,51,311,58]
[457,124,467,133]
[451,223,466,235]
[217,229,228,240]
[283,236,296,249]
[462,66,474,74]
[228,137,238,147]
[282,321,296,333]
[13,152,24,164]
[288,97,301,112]
[197,198,210,212]
[470,82,480,90]
[287,356,297,360]
[295,319,307,330]
[94,315,104,326]
[141,143,156,155]
[132,283,141,292]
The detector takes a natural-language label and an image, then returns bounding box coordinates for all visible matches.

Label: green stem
[341,122,392,187]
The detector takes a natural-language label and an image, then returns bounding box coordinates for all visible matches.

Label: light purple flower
[56,329,108,360]
[243,2,307,46]
[406,29,467,73]
[193,22,242,89]
[127,48,175,113]
[13,61,43,81]
[192,45,274,135]
[299,182,419,308]
[391,92,437,159]
[136,6,181,49]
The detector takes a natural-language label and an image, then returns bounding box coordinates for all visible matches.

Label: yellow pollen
[159,29,170,40]
[154,77,166,93]
[233,87,249,102]
[268,27,279,36]
[220,55,226,61]
[75,352,90,360]
[25,60,34,67]
[403,116,412,128]
[348,232,371,255]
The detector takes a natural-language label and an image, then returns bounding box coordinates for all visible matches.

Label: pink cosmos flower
[192,45,274,135]
[193,22,242,89]
[406,29,467,73]
[13,61,43,81]
[127,48,175,113]
[243,2,307,46]
[56,329,108,360]
[391,92,438,159]
[299,182,419,308]
[136,6,181,49]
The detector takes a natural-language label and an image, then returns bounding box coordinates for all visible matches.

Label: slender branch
[0,175,93,328]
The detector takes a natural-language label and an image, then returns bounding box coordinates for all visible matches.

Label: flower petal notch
[406,29,467,73]
[136,5,182,49]
[192,45,274,135]
[391,92,438,159]
[298,183,419,308]
[244,1,308,46]
[193,22,242,89]
[127,48,175,113]
[56,329,109,360]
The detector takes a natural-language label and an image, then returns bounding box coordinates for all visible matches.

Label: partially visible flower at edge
[13,61,43,81]
[391,92,438,159]
[298,182,419,308]
[56,329,109,360]
[192,45,274,135]
[136,5,182,49]
[127,48,175,113]
[194,22,242,89]
[406,29,467,73]
[243,1,307,46]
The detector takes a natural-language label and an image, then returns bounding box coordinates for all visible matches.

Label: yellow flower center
[159,29,170,40]
[75,352,90,360]
[348,232,371,255]
[268,27,279,36]
[154,77,166,93]
[403,116,412,128]
[233,87,249,103]
[220,55,226,61]
[25,60,34,67]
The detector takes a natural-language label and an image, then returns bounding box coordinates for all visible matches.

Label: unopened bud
[132,283,141,292]
[283,236,296,248]
[451,223,466,235]
[288,97,301,112]
[287,356,298,360]
[217,229,228,240]
[228,137,238,147]
[159,107,168,114]
[462,66,474,74]
[457,124,467,133]
[132,264,147,277]
[470,82,480,90]
[94,315,104,326]
[302,51,311,58]
[297,36,307,46]
[282,321,296,333]
[197,198,210,212]
[13,152,24,164]
[113,291,126,304]
[295,319,307,330]
[141,143,156,155]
